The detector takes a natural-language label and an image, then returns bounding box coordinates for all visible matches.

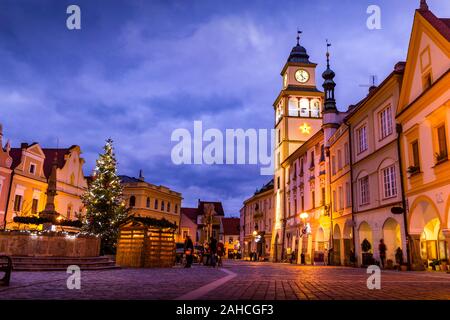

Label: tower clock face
[295,69,309,83]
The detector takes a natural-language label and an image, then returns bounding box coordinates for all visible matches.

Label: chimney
[419,0,429,11]
[368,85,377,94]
[21,142,28,149]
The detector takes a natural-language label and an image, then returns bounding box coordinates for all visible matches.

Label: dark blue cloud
[0,0,449,214]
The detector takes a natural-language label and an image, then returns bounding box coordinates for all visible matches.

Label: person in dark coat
[379,239,387,268]
[209,237,217,267]
[184,235,194,268]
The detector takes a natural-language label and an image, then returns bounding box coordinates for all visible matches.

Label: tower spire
[322,39,337,113]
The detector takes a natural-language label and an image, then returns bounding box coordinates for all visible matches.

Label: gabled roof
[181,207,199,223]
[198,201,225,216]
[222,217,240,236]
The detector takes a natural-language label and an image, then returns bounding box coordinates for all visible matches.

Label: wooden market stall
[116,216,177,268]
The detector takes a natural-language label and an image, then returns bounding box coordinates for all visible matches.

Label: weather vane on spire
[326,39,331,67]
[297,29,302,45]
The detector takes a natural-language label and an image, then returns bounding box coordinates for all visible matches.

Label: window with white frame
[359,176,370,205]
[382,165,397,198]
[357,125,368,153]
[380,106,393,139]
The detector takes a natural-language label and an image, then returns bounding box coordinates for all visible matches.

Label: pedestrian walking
[209,237,217,267]
[184,235,194,268]
[217,241,224,267]
[379,239,387,268]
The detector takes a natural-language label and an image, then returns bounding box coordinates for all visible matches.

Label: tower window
[310,99,320,118]
[299,98,309,117]
[288,98,299,116]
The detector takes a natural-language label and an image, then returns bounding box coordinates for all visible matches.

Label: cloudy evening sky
[1,0,449,215]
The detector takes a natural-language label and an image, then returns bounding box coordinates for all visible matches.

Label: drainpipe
[325,146,333,265]
[3,170,14,230]
[345,120,357,266]
[396,123,411,268]
[281,168,287,261]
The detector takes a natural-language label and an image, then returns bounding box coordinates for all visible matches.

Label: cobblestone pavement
[1,260,450,299]
[202,260,450,300]
[0,265,224,300]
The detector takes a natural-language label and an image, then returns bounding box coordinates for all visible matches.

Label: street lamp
[299,212,309,221]
[252,230,258,236]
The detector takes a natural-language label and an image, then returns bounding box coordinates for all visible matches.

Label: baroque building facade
[241,1,450,269]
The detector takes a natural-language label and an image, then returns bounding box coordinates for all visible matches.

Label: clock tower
[272,32,324,261]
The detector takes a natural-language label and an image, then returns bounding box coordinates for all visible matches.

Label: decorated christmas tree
[81,138,128,254]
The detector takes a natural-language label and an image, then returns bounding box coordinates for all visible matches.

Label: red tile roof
[222,217,240,236]
[419,8,450,42]
[181,207,199,223]
[10,145,77,178]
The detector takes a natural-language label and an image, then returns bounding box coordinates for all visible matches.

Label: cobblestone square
[1,260,450,300]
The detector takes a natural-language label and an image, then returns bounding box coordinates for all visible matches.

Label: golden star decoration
[299,123,311,134]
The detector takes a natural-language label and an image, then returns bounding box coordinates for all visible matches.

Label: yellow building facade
[120,173,182,233]
[396,3,450,270]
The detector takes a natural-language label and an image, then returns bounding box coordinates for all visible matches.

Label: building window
[310,99,320,118]
[357,125,368,153]
[161,201,165,211]
[183,230,189,240]
[154,199,158,209]
[380,106,393,139]
[338,186,344,210]
[344,143,349,165]
[311,191,315,209]
[382,166,397,199]
[175,204,178,213]
[321,187,326,206]
[277,176,280,190]
[29,163,36,174]
[301,195,304,211]
[277,152,281,169]
[411,140,420,168]
[333,190,337,212]
[422,72,432,91]
[310,151,315,168]
[437,125,448,161]
[146,197,150,208]
[167,202,171,212]
[359,176,370,205]
[129,196,136,207]
[299,98,309,117]
[345,182,351,207]
[337,149,342,170]
[289,98,299,116]
[31,198,39,215]
[14,194,22,212]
